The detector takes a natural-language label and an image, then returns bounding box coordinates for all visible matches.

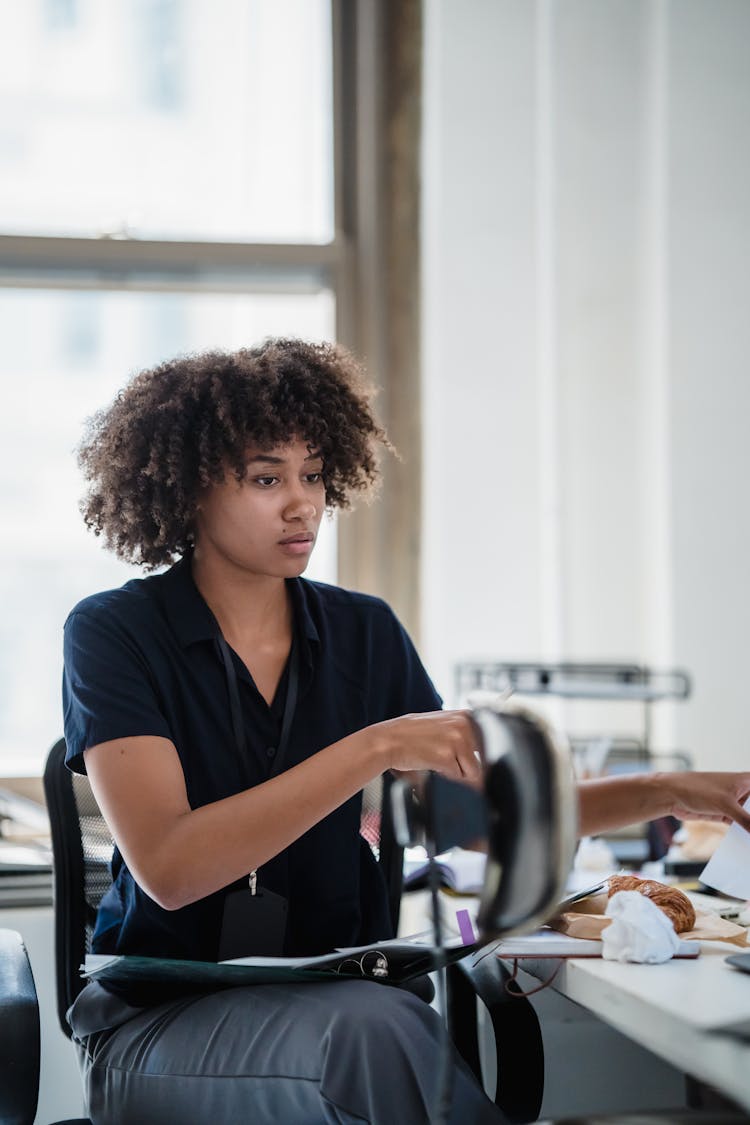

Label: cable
[426,842,453,1125]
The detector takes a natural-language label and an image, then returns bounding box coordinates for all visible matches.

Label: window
[0,0,349,774]
[0,0,333,242]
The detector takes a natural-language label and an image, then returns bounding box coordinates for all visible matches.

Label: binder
[81,937,477,991]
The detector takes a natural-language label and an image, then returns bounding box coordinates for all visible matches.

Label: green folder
[82,939,477,991]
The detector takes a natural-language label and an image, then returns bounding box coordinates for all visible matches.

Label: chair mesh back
[71,773,114,955]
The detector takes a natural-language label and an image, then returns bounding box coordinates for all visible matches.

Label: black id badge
[218,881,288,961]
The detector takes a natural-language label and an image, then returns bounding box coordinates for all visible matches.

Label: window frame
[0,0,423,640]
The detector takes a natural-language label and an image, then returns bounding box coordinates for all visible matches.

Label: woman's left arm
[577,770,750,838]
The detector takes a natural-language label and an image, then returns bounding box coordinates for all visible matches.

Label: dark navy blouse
[63,556,442,963]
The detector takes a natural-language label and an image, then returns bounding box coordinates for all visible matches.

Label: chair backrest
[0,928,40,1125]
[43,738,114,1039]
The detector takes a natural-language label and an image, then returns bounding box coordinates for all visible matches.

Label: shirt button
[266,746,277,758]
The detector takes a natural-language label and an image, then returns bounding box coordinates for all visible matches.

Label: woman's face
[193,437,326,580]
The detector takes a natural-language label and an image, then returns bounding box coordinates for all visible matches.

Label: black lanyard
[218,633,299,781]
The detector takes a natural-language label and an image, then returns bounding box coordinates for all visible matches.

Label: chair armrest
[447,953,544,1124]
[0,928,41,1125]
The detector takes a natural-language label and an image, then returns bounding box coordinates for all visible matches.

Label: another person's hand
[577,768,750,838]
[658,770,750,833]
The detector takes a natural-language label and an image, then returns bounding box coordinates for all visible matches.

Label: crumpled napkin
[602,890,684,963]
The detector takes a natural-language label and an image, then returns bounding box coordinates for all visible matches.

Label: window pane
[0,0,333,242]
[0,286,336,773]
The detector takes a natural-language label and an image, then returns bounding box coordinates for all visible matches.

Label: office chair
[42,740,408,1035]
[0,928,91,1125]
[42,737,546,1123]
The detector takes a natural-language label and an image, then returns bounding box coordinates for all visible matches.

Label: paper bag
[551,902,748,947]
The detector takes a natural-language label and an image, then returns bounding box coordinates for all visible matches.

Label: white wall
[421,0,750,770]
[667,0,750,769]
[422,0,543,695]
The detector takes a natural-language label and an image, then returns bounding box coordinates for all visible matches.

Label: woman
[64,338,750,1124]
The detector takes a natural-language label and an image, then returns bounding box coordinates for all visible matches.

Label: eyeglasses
[335,949,389,979]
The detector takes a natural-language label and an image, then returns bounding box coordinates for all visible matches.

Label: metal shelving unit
[455,660,691,756]
[456,660,693,864]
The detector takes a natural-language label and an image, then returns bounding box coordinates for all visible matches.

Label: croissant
[607,874,696,933]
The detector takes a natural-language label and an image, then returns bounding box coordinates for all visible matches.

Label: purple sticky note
[456,908,477,945]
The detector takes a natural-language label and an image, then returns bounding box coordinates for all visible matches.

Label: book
[81,935,477,991]
[493,928,608,958]
[403,847,486,894]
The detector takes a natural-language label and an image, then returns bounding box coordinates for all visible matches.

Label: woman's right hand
[373,709,482,785]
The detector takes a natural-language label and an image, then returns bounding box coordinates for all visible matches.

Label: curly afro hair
[78,338,391,568]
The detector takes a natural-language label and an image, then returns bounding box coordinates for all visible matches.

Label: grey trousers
[69,980,506,1125]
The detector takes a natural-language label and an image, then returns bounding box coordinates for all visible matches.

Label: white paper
[494,928,603,957]
[82,954,120,972]
[403,846,486,893]
[699,798,750,900]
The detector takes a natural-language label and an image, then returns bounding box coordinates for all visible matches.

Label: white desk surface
[512,942,750,1111]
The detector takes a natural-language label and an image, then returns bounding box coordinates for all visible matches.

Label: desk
[511,941,750,1114]
[0,840,52,907]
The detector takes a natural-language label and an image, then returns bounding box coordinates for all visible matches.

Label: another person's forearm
[576,774,671,838]
[577,769,750,839]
